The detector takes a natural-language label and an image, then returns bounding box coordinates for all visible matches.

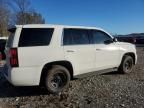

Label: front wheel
[118,55,134,74]
[45,65,70,94]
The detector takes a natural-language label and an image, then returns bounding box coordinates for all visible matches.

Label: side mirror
[113,37,118,42]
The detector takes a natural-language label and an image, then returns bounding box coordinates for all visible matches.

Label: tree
[0,0,10,36]
[12,0,45,25]
[16,11,45,25]
[0,0,45,36]
[12,0,31,12]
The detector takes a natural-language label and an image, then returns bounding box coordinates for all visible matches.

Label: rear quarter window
[18,28,54,47]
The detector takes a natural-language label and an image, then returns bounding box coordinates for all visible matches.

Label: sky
[31,0,144,34]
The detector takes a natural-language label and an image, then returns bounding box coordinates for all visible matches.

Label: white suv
[4,24,137,93]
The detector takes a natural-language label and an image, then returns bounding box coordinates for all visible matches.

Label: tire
[118,55,134,74]
[45,65,70,94]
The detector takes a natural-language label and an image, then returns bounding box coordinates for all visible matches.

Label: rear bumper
[3,65,41,86]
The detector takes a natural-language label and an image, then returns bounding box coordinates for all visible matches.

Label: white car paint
[4,24,137,86]
[94,43,120,70]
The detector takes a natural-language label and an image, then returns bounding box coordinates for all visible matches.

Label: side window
[92,30,112,44]
[63,29,73,45]
[19,28,54,47]
[63,29,90,45]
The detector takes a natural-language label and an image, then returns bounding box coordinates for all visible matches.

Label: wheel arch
[121,52,136,65]
[39,60,74,86]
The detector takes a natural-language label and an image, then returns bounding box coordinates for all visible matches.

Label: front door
[92,30,120,70]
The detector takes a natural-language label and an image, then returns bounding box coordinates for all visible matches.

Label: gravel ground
[0,47,144,108]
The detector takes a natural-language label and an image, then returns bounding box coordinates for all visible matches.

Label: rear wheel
[118,55,134,74]
[45,65,70,94]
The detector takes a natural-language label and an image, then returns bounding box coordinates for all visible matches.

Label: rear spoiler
[8,25,23,32]
[8,25,16,32]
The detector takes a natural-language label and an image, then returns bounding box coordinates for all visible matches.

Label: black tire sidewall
[45,65,70,93]
[120,56,134,74]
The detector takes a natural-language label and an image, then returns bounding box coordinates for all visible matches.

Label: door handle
[96,49,101,51]
[66,50,75,52]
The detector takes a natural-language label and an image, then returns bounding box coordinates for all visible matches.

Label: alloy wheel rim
[124,59,133,72]
[50,72,67,89]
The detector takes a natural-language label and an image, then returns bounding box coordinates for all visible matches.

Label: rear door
[63,28,96,75]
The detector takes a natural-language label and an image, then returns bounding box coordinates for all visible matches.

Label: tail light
[9,48,19,67]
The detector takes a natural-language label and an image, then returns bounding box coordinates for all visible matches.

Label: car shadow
[101,71,123,75]
[0,70,123,98]
[0,78,50,98]
[0,67,52,98]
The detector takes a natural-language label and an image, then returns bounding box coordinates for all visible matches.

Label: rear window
[18,28,54,47]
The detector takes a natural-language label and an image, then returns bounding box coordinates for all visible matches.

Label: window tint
[92,30,112,44]
[19,28,54,47]
[63,29,90,45]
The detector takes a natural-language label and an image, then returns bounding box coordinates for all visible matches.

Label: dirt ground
[0,47,144,108]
